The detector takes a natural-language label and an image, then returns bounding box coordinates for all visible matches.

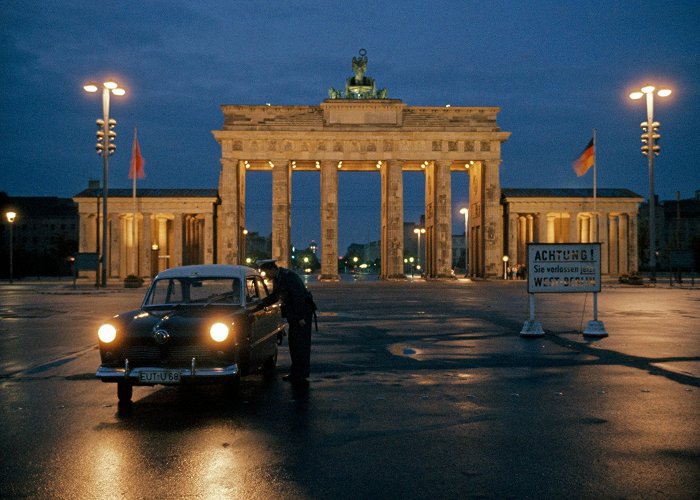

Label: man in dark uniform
[258,260,315,383]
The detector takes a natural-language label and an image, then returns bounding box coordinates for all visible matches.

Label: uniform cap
[256,259,278,270]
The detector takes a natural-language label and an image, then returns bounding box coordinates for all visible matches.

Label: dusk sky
[2,1,698,252]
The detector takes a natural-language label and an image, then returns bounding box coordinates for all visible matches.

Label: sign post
[523,243,607,337]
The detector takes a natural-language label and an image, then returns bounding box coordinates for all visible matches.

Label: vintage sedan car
[96,264,286,403]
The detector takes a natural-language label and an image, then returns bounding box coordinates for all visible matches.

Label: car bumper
[96,362,239,385]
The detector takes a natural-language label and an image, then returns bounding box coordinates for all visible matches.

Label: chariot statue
[328,49,388,100]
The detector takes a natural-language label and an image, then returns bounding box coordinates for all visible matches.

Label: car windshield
[143,277,242,308]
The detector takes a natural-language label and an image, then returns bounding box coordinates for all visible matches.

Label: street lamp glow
[83,79,126,286]
[628,83,673,281]
[5,211,17,283]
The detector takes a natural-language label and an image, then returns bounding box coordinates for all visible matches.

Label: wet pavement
[0,278,698,498]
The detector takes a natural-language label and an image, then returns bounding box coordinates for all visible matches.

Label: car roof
[153,264,259,280]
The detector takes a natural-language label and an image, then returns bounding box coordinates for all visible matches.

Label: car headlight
[98,324,117,343]
[210,322,229,342]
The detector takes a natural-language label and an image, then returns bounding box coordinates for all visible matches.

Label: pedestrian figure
[258,260,317,383]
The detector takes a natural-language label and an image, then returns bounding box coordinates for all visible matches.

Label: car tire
[264,345,278,371]
[117,381,133,403]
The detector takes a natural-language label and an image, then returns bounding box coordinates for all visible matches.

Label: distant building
[0,193,78,277]
[501,188,643,276]
[72,187,218,280]
[639,190,700,271]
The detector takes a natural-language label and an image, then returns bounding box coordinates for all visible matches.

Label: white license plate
[139,370,181,384]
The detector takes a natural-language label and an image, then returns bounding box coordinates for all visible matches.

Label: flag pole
[584,127,607,338]
[593,128,597,242]
[131,127,138,276]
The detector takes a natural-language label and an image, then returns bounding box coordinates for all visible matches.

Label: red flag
[572,138,594,177]
[128,131,145,179]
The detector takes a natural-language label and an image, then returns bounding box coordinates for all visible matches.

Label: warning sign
[527,243,601,294]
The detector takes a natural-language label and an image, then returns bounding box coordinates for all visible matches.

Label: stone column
[547,215,556,243]
[424,164,435,277]
[482,160,503,277]
[517,215,527,265]
[217,158,245,264]
[599,213,609,274]
[110,215,120,279]
[608,214,619,275]
[140,213,152,278]
[581,215,590,243]
[424,160,452,278]
[507,211,518,267]
[156,216,169,273]
[381,159,405,278]
[172,214,183,268]
[119,216,128,278]
[271,159,291,268]
[124,213,139,276]
[320,160,339,280]
[203,213,214,264]
[618,213,629,274]
[536,213,548,243]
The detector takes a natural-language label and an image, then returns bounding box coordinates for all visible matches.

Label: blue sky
[1,0,698,251]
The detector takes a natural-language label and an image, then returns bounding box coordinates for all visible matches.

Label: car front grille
[121,345,219,367]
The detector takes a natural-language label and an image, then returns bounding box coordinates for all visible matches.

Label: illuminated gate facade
[213,99,510,278]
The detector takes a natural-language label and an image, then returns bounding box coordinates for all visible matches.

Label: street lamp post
[5,211,16,283]
[459,207,469,275]
[629,84,672,282]
[413,227,425,270]
[83,80,126,287]
[503,255,509,280]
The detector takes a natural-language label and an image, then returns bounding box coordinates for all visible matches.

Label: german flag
[572,138,594,177]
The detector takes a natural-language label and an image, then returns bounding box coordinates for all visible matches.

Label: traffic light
[640,121,661,156]
[95,119,105,155]
[107,118,117,156]
[94,118,117,156]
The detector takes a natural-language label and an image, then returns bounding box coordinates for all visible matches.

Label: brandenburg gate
[213,51,511,279]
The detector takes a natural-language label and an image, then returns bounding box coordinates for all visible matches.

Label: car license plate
[139,370,181,384]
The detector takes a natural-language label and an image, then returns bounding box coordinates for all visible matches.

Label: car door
[244,275,267,367]
[254,275,280,355]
